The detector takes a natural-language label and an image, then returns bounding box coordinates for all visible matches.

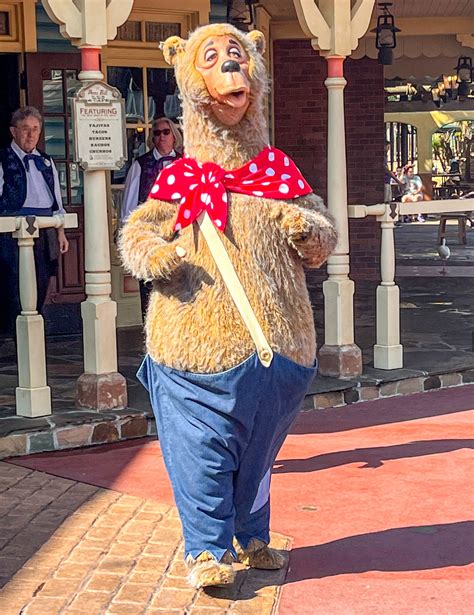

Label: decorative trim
[0,0,36,53]
[0,1,37,52]
[456,33,474,50]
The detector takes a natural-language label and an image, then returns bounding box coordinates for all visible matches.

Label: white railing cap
[348,198,474,219]
[0,212,78,234]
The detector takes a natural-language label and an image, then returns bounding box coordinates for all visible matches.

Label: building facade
[1,0,473,377]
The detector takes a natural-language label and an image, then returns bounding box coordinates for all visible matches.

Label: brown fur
[236,538,286,570]
[119,23,337,373]
[186,551,235,588]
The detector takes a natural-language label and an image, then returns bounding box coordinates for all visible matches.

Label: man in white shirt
[121,117,182,317]
[0,106,69,334]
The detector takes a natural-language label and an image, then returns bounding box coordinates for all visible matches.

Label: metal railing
[348,198,474,370]
[0,213,78,417]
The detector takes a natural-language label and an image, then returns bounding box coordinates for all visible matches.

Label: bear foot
[186,551,235,589]
[236,538,286,570]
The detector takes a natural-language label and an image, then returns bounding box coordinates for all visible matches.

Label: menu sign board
[72,82,127,171]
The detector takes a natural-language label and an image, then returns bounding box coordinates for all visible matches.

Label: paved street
[0,464,287,614]
[1,385,473,614]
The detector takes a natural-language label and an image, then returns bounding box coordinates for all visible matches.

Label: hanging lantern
[226,0,257,31]
[456,56,472,83]
[455,57,472,101]
[371,2,401,66]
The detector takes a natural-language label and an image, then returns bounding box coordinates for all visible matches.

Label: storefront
[0,0,210,329]
[1,0,473,380]
[102,2,210,326]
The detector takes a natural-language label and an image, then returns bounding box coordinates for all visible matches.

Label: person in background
[121,117,183,318]
[384,141,403,203]
[121,117,183,222]
[447,158,461,193]
[0,106,69,335]
[449,158,461,178]
[401,164,426,222]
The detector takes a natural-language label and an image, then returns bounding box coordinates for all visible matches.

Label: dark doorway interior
[0,54,20,149]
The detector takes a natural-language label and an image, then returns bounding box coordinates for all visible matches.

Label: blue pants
[137,351,316,561]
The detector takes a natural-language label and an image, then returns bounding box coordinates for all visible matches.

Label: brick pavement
[0,462,289,614]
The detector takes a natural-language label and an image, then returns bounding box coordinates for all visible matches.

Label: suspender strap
[197,212,273,368]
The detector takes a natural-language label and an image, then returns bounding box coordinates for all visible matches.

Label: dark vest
[137,149,181,204]
[0,146,59,215]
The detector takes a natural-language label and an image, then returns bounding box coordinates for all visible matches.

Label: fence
[0,213,78,417]
[348,198,474,369]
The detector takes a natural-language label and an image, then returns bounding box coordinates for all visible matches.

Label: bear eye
[228,46,242,58]
[204,49,217,63]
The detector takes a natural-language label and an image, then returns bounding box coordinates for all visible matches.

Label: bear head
[162,24,266,128]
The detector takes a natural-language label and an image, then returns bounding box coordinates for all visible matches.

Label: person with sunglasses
[121,117,183,317]
[121,117,183,223]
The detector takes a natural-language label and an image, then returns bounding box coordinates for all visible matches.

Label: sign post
[73,74,128,411]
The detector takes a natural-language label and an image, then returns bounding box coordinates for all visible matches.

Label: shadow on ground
[285,521,474,581]
[290,385,474,434]
[273,439,474,474]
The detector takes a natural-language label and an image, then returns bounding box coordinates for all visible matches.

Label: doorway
[25,52,85,308]
[0,54,20,149]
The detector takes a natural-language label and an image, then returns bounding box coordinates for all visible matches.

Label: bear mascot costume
[119,23,337,589]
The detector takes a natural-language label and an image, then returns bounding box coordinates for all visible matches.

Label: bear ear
[246,30,266,55]
[161,36,186,66]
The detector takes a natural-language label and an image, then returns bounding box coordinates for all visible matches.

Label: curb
[1,369,473,459]
[302,368,474,411]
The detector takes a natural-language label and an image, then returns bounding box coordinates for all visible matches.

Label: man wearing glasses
[121,117,183,317]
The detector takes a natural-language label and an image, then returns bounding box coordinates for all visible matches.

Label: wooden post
[10,214,77,417]
[374,207,403,369]
[13,217,51,417]
[318,57,363,378]
[75,46,128,410]
[292,0,376,378]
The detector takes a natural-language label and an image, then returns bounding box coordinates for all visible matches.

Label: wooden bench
[437,213,472,245]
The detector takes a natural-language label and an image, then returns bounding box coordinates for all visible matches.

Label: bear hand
[280,203,337,268]
[118,198,188,281]
[280,209,312,243]
[147,241,187,280]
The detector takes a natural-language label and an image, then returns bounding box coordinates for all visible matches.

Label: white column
[81,170,120,375]
[319,58,362,378]
[292,1,376,378]
[324,73,353,345]
[374,213,403,369]
[13,217,51,418]
[75,51,127,410]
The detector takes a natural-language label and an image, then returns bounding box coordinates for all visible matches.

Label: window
[107,65,178,184]
[116,20,180,44]
[385,122,418,173]
[42,68,84,206]
[0,11,9,36]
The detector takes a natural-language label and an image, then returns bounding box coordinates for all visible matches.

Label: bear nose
[221,60,241,73]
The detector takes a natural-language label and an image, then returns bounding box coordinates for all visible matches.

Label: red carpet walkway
[10,386,474,614]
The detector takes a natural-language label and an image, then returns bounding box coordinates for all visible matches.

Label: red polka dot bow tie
[148,146,312,232]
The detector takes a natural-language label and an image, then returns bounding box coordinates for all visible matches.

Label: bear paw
[186,551,235,588]
[281,211,312,243]
[236,538,286,570]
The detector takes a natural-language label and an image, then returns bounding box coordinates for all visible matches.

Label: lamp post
[371,2,400,66]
